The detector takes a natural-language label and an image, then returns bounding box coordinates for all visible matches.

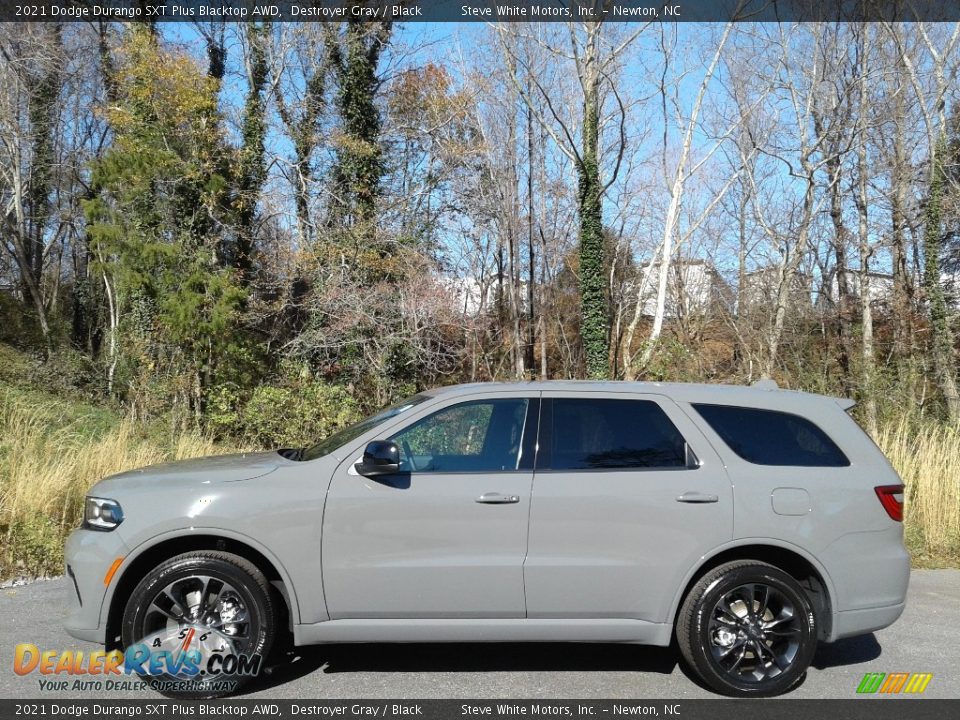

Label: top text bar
[3,1,960,23]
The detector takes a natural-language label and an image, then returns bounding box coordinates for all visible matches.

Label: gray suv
[65,381,909,697]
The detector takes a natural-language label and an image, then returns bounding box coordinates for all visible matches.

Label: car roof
[422,380,854,410]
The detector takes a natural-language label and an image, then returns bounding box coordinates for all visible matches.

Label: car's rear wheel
[121,551,275,698]
[676,560,817,697]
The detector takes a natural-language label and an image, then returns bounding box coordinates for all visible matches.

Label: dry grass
[876,418,960,567]
[0,388,225,577]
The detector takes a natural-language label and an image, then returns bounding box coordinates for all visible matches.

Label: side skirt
[293,618,673,646]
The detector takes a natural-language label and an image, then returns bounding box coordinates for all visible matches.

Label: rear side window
[545,398,687,470]
[692,404,849,467]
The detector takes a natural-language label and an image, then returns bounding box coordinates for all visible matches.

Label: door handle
[476,492,520,504]
[676,491,719,504]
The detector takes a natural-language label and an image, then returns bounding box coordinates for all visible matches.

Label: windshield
[300,393,431,461]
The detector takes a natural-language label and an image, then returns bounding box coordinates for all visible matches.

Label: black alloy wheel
[677,560,818,697]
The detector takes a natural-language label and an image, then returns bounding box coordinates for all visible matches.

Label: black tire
[676,560,817,697]
[121,551,275,699]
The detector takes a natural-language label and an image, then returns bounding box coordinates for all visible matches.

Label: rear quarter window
[691,404,849,467]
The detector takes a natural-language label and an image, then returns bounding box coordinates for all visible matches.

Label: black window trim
[535,396,698,473]
[518,397,541,471]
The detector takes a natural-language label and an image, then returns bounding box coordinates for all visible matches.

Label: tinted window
[546,399,687,470]
[692,404,849,467]
[390,399,531,472]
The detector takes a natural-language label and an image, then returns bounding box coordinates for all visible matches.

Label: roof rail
[752,378,779,391]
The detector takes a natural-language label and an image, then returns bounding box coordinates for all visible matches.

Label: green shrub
[207,382,360,449]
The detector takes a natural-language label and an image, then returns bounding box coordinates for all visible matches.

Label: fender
[99,526,302,631]
[665,537,837,629]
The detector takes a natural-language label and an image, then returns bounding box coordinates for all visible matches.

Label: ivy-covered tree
[82,28,245,422]
[577,76,608,380]
[233,21,270,281]
[924,135,960,419]
[326,20,392,247]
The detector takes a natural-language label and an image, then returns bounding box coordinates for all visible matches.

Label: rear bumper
[828,601,906,642]
[818,524,909,642]
[820,526,911,610]
[63,527,131,645]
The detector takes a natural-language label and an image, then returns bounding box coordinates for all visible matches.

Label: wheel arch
[103,529,299,649]
[669,540,835,642]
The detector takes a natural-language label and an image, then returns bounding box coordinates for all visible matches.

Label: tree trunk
[764,179,816,377]
[102,269,118,396]
[734,187,748,372]
[526,98,537,376]
[890,50,914,397]
[855,24,877,435]
[827,158,853,394]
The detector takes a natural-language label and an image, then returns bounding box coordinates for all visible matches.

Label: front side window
[545,398,687,470]
[389,398,531,472]
[691,404,849,467]
[301,393,431,461]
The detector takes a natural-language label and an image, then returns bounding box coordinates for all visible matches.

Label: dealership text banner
[6,1,960,23]
[3,701,960,720]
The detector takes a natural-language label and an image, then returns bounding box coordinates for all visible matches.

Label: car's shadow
[238,634,882,696]
[812,633,882,669]
[239,642,678,695]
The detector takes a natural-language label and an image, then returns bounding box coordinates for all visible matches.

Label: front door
[322,393,538,619]
[524,392,733,623]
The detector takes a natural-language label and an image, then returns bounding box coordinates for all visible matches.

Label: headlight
[83,497,124,531]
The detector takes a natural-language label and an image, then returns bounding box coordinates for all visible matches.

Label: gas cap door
[771,487,812,516]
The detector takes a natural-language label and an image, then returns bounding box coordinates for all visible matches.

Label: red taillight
[875,484,905,522]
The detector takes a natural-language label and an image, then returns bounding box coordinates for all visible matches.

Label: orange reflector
[103,557,124,586]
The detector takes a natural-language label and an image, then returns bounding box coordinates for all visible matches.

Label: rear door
[523,392,733,623]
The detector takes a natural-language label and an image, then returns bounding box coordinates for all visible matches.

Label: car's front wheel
[121,551,275,698]
[676,560,817,697]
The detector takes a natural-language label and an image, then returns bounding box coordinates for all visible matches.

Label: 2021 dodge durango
[65,381,909,697]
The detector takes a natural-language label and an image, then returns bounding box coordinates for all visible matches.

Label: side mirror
[356,440,401,477]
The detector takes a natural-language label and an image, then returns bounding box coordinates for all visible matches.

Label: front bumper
[63,527,131,644]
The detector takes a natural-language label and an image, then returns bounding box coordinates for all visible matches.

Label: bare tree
[748,25,850,378]
[268,23,333,249]
[620,23,764,378]
[891,21,960,420]
[882,27,920,389]
[0,23,67,349]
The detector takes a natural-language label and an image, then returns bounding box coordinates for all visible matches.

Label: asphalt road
[2,570,958,700]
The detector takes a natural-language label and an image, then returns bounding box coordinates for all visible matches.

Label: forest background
[1,17,959,576]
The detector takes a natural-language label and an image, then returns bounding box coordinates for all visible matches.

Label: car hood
[90,451,286,496]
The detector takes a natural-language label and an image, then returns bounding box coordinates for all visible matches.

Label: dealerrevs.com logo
[856,672,933,694]
[14,627,262,694]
